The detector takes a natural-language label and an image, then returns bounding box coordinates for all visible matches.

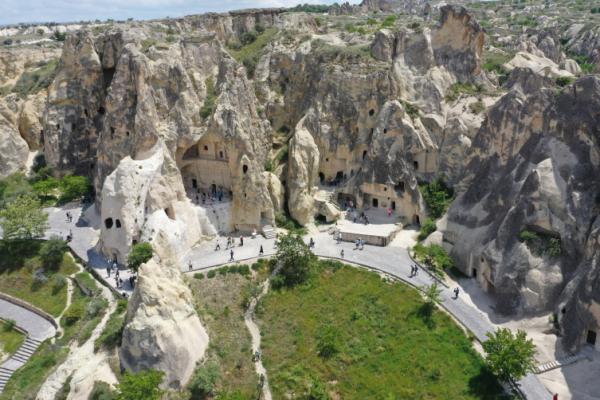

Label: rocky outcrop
[18,92,46,149]
[504,52,573,79]
[371,29,395,62]
[99,147,203,263]
[0,46,62,81]
[559,59,582,75]
[504,67,556,95]
[360,0,391,12]
[121,230,208,389]
[498,28,564,64]
[263,172,285,213]
[0,97,30,178]
[438,76,600,340]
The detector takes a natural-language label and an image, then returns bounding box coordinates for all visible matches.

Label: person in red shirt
[553,394,558,400]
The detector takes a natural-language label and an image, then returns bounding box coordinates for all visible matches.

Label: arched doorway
[413,215,420,225]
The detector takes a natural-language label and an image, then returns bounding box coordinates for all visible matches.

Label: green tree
[115,368,165,400]
[52,29,67,41]
[417,218,437,242]
[59,174,90,201]
[243,282,263,304]
[255,22,266,33]
[240,30,259,45]
[40,234,70,268]
[555,77,574,87]
[0,195,49,240]
[33,177,58,198]
[420,283,445,318]
[419,174,453,218]
[366,18,377,25]
[314,17,322,27]
[37,29,45,35]
[32,165,54,183]
[89,381,116,400]
[275,232,316,286]
[482,328,538,383]
[189,363,221,397]
[126,243,153,272]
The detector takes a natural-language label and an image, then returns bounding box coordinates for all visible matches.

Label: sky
[0,0,338,26]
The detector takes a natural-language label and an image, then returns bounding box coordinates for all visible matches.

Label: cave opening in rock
[219,151,224,159]
[336,171,343,180]
[90,163,95,170]
[126,131,130,137]
[105,218,113,229]
[98,107,105,115]
[414,161,419,170]
[413,214,420,225]
[103,67,116,90]
[363,150,367,160]
[369,109,375,116]
[84,108,88,116]
[391,201,395,210]
[110,127,115,139]
[243,165,248,174]
[319,172,325,182]
[192,179,197,189]
[315,213,327,222]
[165,207,175,220]
[587,329,596,345]
[56,124,60,130]
[394,181,405,192]
[71,122,76,131]
[115,219,121,228]
[384,128,387,133]
[372,198,378,207]
[132,240,138,245]
[472,268,477,278]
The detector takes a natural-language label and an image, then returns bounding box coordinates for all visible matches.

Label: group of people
[107,258,136,289]
[81,194,94,204]
[343,200,355,212]
[352,212,370,225]
[321,176,345,187]
[195,186,227,205]
[65,211,74,222]
[59,230,74,242]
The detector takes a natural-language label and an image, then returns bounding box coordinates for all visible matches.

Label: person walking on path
[259,245,264,255]
[361,238,365,250]
[388,208,392,217]
[70,212,73,222]
[226,237,232,249]
[355,238,360,249]
[216,240,221,250]
[115,276,119,288]
[366,215,370,225]
[353,214,357,223]
[411,265,414,277]
[188,261,193,271]
[309,238,315,248]
[341,249,344,258]
[115,269,119,279]
[454,287,460,299]
[69,230,73,239]
[66,211,69,221]
[202,193,205,205]
[553,394,558,400]
[337,233,342,244]
[196,194,199,204]
[414,265,418,275]
[230,250,234,261]
[240,235,244,246]
[107,267,111,277]
[254,350,260,361]
[113,261,117,271]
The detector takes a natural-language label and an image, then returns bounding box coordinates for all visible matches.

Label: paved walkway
[0,299,55,341]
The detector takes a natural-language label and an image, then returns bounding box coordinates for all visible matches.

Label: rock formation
[0,96,30,178]
[120,230,208,389]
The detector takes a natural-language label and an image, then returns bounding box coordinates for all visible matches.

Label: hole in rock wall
[363,151,367,160]
[115,219,121,228]
[243,165,248,174]
[132,240,138,245]
[384,129,387,133]
[244,193,247,198]
[103,67,116,90]
[319,172,325,182]
[587,330,596,345]
[372,198,378,207]
[110,127,115,139]
[394,182,405,192]
[90,163,95,170]
[105,218,113,229]
[384,187,387,191]
[219,151,224,159]
[472,268,478,278]
[165,207,175,220]
[336,171,343,180]
[414,161,419,170]
[562,307,566,314]
[98,107,105,115]
[71,123,76,131]
[40,129,43,136]
[369,109,375,116]
[56,124,60,130]
[315,213,327,222]
[126,131,130,137]
[391,201,395,210]
[204,145,208,151]
[84,108,88,116]
[413,214,420,225]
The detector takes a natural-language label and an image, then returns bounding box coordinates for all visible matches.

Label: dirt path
[244,279,272,400]
[36,270,119,400]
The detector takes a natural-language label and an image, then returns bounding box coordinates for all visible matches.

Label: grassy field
[186,268,260,397]
[0,321,24,361]
[0,242,79,317]
[257,260,507,399]
[225,28,279,62]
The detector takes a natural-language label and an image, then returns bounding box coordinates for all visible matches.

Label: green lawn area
[187,268,259,397]
[0,322,24,360]
[257,260,507,399]
[0,242,79,317]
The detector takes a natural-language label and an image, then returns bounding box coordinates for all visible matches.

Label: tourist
[366,216,370,225]
[355,238,360,249]
[411,265,414,277]
[353,214,357,223]
[66,211,69,221]
[69,212,73,222]
[227,237,231,248]
[107,267,111,277]
[344,173,347,181]
[454,287,460,299]
[196,194,199,204]
[259,245,264,255]
[260,374,265,386]
[70,230,73,238]
[309,238,315,248]
[188,261,193,271]
[414,265,418,275]
[119,278,123,288]
[240,235,244,246]
[553,394,558,400]
[255,350,260,361]
[388,208,391,217]
[230,250,234,261]
[344,202,347,211]
[232,237,235,246]
[202,193,205,205]
[116,269,119,278]
[60,232,64,240]
[115,276,119,288]
[113,261,117,271]
[82,195,85,204]
[337,233,342,244]
[216,240,221,250]
[341,249,344,258]
[361,238,365,249]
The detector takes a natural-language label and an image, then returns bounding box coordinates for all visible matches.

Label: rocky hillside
[0,0,599,363]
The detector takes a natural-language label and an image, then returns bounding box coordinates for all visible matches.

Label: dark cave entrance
[336,171,344,180]
[103,67,116,91]
[587,330,597,346]
[315,213,327,222]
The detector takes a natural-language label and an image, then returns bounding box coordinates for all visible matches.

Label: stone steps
[0,338,43,393]
[260,220,277,239]
[534,353,588,374]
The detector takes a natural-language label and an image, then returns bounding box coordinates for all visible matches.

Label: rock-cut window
[243,165,248,174]
[115,219,121,228]
[104,218,113,229]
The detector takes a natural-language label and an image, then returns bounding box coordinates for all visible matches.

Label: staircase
[0,337,43,393]
[534,353,589,374]
[260,220,277,239]
[327,226,340,235]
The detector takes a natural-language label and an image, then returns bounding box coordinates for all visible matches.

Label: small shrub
[366,18,377,26]
[314,18,322,27]
[200,77,216,119]
[419,175,454,218]
[54,274,67,287]
[207,270,216,278]
[88,381,115,400]
[264,158,274,172]
[189,363,222,396]
[469,101,486,114]
[519,230,538,243]
[64,302,85,325]
[357,27,366,34]
[126,242,152,272]
[219,266,228,276]
[547,238,563,258]
[3,318,16,332]
[94,313,125,350]
[316,325,342,359]
[165,36,176,42]
[194,273,205,279]
[255,22,266,33]
[240,30,259,45]
[555,77,574,87]
[242,54,260,79]
[228,40,243,51]
[34,268,49,283]
[344,23,356,33]
[417,218,437,242]
[399,99,420,121]
[86,298,106,317]
[238,264,250,275]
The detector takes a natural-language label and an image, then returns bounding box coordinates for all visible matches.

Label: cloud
[0,0,335,26]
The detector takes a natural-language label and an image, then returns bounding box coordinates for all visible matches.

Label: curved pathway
[244,279,272,400]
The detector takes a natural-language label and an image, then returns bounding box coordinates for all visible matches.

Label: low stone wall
[0,292,58,329]
[0,316,28,336]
